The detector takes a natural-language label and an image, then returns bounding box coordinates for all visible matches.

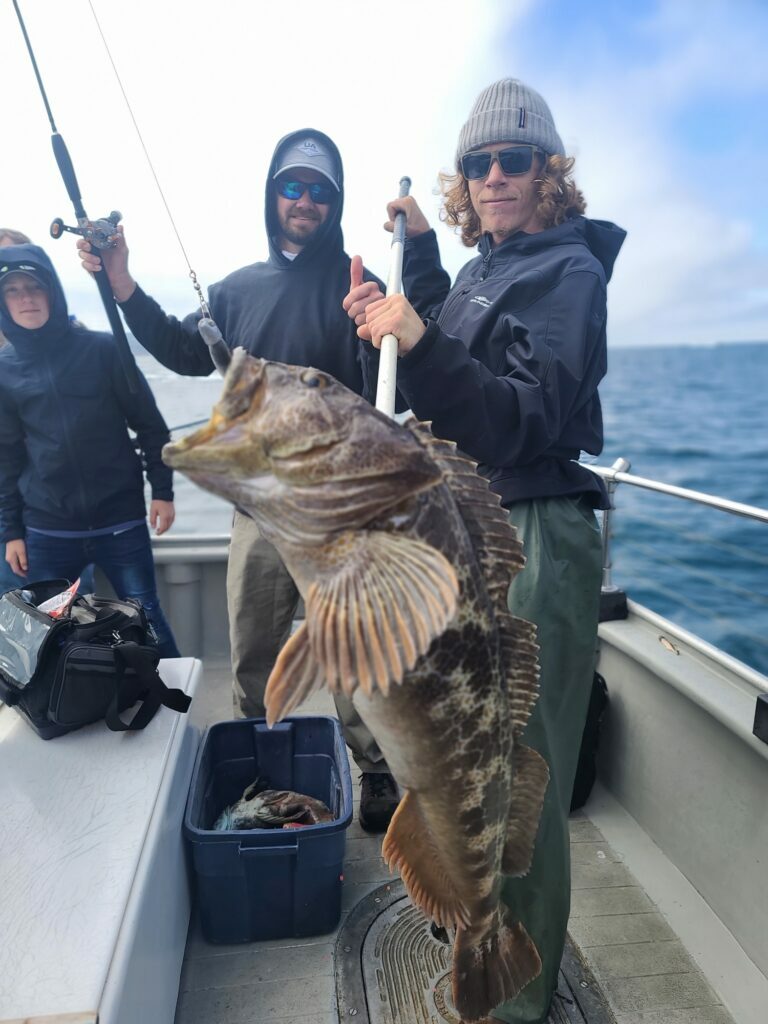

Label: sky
[2,0,767,348]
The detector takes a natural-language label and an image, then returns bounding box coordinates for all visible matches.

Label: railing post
[164,562,203,657]
[600,457,631,621]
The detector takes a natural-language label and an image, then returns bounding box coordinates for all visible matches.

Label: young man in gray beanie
[345,78,626,1023]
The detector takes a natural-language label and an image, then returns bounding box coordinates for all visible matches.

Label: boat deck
[174,661,738,1024]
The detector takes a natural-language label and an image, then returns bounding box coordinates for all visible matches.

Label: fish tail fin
[452,907,541,1022]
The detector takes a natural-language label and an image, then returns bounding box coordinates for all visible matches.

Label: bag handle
[105,643,191,732]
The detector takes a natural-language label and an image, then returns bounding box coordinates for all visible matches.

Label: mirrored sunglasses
[276,179,335,205]
[460,145,544,181]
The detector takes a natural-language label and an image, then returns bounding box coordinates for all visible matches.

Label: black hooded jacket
[0,245,173,544]
[119,129,384,397]
[376,216,626,508]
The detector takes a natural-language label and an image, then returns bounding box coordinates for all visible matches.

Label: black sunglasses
[460,145,544,181]
[276,179,335,205]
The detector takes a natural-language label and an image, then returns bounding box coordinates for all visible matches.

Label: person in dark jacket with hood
[0,244,180,659]
[77,129,399,832]
[344,80,626,1023]
[0,229,96,597]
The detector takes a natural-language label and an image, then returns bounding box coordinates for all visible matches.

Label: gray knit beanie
[456,78,565,167]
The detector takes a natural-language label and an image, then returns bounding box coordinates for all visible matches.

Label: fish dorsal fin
[405,420,525,605]
[501,743,550,876]
[382,790,471,929]
[306,530,458,698]
[498,611,540,735]
[405,420,540,734]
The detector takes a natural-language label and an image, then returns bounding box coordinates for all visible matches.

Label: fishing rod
[375,176,412,417]
[12,0,140,392]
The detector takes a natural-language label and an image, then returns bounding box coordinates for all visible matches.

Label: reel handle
[50,210,122,248]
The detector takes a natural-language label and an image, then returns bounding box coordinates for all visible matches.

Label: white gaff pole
[375,176,411,418]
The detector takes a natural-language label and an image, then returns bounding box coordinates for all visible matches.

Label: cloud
[3,0,524,315]
[3,0,766,346]
[526,1,768,346]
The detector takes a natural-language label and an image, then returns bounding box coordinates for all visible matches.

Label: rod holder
[599,457,630,622]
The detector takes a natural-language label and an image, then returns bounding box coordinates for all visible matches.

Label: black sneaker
[359,772,399,833]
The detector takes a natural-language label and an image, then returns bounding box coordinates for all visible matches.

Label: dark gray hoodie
[120,129,384,397]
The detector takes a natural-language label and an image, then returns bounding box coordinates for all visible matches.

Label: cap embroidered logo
[298,139,321,158]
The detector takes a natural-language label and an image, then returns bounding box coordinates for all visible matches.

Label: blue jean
[2,559,96,596]
[24,524,180,658]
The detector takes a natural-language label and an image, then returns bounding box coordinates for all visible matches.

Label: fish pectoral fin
[306,531,458,697]
[501,744,550,876]
[382,790,470,929]
[264,622,326,726]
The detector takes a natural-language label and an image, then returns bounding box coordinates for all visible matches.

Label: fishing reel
[50,210,122,249]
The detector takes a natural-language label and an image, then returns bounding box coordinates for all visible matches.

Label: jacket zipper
[436,244,494,325]
[479,247,493,282]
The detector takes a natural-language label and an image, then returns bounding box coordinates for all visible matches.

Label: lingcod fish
[163,351,549,1022]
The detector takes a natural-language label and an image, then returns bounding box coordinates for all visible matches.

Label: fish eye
[301,370,326,389]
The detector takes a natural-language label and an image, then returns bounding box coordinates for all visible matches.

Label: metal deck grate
[335,881,615,1024]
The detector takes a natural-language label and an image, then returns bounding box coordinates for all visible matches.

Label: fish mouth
[162,411,266,475]
[162,414,340,480]
[162,417,223,470]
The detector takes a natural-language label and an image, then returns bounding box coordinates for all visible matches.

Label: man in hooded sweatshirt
[0,244,180,659]
[77,129,399,833]
[344,80,626,1022]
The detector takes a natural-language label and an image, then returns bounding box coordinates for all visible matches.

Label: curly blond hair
[438,154,586,247]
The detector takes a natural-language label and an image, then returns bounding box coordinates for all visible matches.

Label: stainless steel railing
[589,460,768,524]
[588,456,768,673]
[589,457,768,595]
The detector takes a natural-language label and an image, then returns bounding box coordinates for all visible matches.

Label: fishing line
[169,418,208,434]
[86,0,211,320]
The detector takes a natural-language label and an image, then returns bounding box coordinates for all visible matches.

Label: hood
[578,218,626,282]
[480,216,626,282]
[265,128,345,268]
[0,243,71,346]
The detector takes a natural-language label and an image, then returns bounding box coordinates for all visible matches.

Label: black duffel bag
[0,579,191,740]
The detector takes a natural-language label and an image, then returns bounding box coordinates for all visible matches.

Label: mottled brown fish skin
[163,351,548,1022]
[354,477,542,1020]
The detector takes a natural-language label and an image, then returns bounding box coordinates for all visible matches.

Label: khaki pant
[227,510,388,773]
[493,495,603,1024]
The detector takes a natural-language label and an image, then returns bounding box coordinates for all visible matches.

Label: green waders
[492,495,603,1024]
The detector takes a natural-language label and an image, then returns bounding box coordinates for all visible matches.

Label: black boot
[359,772,399,833]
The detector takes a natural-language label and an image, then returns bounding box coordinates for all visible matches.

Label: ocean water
[139,342,768,676]
[599,342,768,676]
